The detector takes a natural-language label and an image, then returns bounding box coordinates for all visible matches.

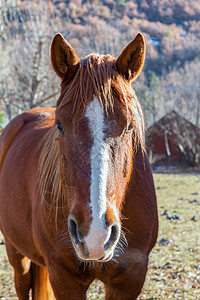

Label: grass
[140,173,200,300]
[0,173,200,299]
[0,237,17,299]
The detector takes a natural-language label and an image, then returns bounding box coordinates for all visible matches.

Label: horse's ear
[51,33,80,80]
[116,33,145,82]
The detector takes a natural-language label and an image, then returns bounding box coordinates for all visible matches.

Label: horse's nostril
[104,224,120,251]
[68,218,80,245]
[98,256,105,261]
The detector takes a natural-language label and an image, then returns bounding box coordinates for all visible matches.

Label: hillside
[0,0,200,127]
[49,0,200,75]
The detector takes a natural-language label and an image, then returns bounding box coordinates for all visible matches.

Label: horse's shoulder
[0,108,55,169]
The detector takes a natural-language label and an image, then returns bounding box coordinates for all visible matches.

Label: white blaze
[84,97,109,256]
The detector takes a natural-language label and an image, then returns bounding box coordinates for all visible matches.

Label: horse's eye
[55,121,65,134]
[125,122,134,133]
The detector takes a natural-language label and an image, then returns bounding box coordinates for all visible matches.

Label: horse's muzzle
[68,215,121,262]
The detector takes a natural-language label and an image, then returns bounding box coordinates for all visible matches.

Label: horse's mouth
[96,253,113,262]
[76,251,113,263]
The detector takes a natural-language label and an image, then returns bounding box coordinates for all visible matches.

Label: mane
[38,53,144,215]
[38,125,66,215]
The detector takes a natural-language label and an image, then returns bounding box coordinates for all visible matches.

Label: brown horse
[0,33,158,300]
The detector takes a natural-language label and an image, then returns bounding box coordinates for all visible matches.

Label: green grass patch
[0,173,200,299]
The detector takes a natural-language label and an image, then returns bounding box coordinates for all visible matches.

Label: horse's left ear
[51,33,80,80]
[116,33,145,82]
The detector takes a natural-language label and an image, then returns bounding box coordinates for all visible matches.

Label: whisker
[111,258,119,264]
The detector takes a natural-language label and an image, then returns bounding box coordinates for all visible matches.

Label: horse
[0,33,158,300]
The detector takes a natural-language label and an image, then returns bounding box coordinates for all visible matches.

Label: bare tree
[0,0,61,120]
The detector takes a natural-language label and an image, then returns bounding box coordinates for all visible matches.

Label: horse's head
[51,33,145,262]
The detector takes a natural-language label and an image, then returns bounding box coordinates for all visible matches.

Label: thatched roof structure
[146,111,200,166]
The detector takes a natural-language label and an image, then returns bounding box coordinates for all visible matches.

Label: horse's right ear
[51,33,80,80]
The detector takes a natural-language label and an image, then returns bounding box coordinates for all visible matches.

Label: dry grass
[0,173,200,299]
[140,173,200,299]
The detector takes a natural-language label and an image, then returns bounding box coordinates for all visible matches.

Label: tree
[0,1,60,120]
[0,111,6,132]
[148,72,160,124]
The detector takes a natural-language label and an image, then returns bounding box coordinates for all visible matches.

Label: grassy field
[0,173,200,299]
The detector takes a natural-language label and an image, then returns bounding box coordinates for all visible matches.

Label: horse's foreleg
[105,276,145,300]
[104,259,148,300]
[31,263,55,300]
[47,263,92,300]
[105,282,143,300]
[5,239,32,300]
